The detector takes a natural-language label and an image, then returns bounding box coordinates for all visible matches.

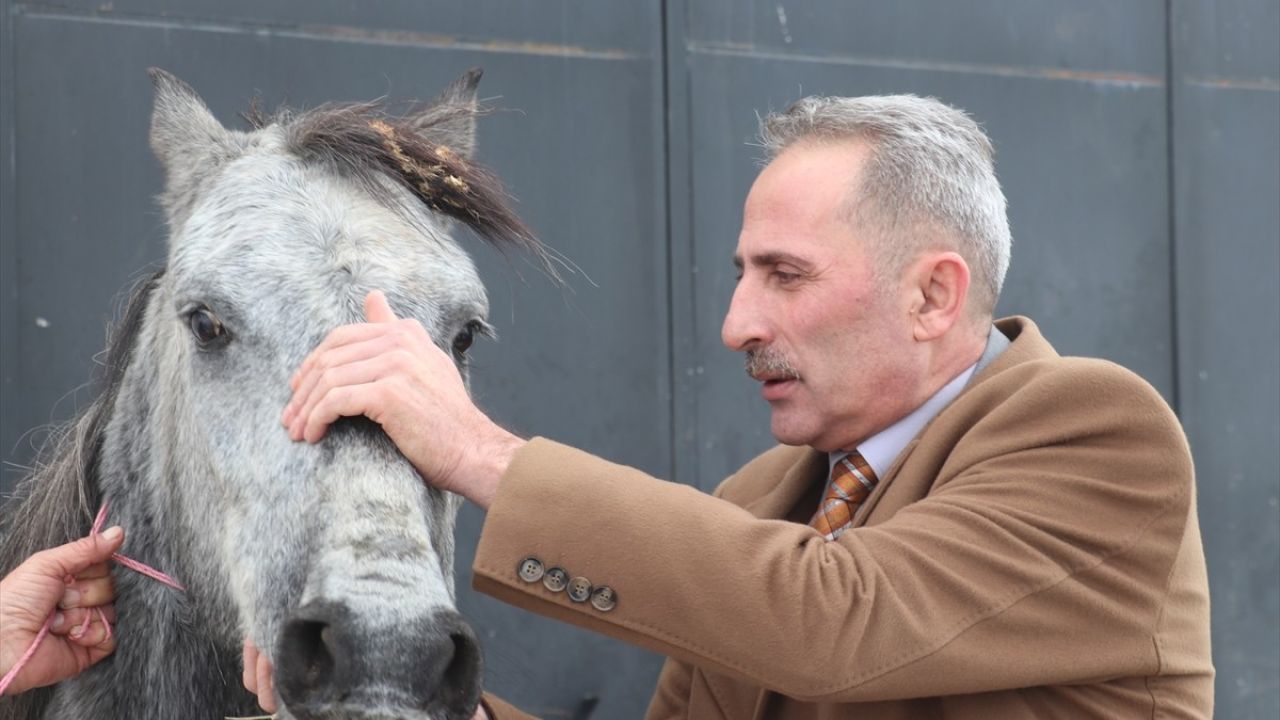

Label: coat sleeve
[644,659,695,719]
[479,693,539,720]
[471,361,1195,703]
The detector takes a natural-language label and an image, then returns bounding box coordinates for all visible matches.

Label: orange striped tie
[810,451,879,540]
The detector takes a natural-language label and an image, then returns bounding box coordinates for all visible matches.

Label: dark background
[1,2,1276,717]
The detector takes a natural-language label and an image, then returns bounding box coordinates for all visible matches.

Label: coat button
[517,557,544,583]
[590,586,617,612]
[567,576,592,603]
[543,566,568,593]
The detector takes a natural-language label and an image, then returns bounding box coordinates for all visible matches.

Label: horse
[0,67,546,720]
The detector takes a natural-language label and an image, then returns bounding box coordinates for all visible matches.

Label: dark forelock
[260,102,549,269]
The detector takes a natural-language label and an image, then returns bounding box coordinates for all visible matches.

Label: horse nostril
[420,614,483,716]
[277,607,347,708]
[290,621,335,690]
[442,630,481,699]
[275,604,481,716]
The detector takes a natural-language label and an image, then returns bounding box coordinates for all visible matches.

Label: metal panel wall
[2,1,1277,717]
[1172,1,1280,716]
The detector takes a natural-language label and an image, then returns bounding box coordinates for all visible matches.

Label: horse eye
[188,308,225,345]
[452,323,477,355]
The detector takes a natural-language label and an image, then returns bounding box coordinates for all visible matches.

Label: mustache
[744,347,801,381]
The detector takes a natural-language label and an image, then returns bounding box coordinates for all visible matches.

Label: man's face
[722,140,923,452]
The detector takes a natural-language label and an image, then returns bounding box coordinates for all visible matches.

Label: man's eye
[773,270,800,284]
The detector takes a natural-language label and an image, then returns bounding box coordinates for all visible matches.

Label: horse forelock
[275,102,552,270]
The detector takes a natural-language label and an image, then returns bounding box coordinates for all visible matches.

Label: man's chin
[769,415,818,448]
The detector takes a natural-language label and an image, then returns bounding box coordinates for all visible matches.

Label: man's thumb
[42,527,124,575]
[365,290,398,324]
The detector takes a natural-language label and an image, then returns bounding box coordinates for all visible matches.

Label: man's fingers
[244,636,277,711]
[256,650,277,713]
[58,574,114,609]
[74,561,112,580]
[300,383,385,444]
[30,528,125,579]
[288,323,397,391]
[243,637,260,695]
[364,290,399,324]
[284,336,400,431]
[49,605,117,636]
[290,354,406,441]
[66,609,116,649]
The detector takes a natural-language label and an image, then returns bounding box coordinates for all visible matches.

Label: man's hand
[241,637,276,713]
[282,290,524,509]
[0,528,124,694]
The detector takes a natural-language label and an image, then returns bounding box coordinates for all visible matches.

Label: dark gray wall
[1172,1,1280,715]
[1,1,1276,717]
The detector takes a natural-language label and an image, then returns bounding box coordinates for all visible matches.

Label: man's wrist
[467,430,525,511]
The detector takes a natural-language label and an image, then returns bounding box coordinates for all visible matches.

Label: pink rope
[91,504,185,592]
[0,502,183,695]
[0,616,53,695]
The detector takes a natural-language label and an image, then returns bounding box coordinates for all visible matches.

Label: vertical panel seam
[660,0,676,483]
[1,0,23,490]
[1165,0,1182,415]
[661,0,697,487]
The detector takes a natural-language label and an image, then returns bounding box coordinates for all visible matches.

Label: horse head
[1,68,541,720]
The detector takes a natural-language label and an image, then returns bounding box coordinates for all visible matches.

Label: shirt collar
[846,363,976,479]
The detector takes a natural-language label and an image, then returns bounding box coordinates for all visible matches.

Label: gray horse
[0,67,545,720]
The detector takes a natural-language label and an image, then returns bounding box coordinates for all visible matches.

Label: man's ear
[908,251,971,342]
[406,67,482,159]
[148,68,241,227]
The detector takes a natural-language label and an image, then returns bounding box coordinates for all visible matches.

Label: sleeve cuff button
[543,567,568,592]
[517,556,545,583]
[590,586,617,612]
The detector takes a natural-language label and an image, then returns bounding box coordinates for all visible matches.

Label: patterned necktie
[810,451,879,540]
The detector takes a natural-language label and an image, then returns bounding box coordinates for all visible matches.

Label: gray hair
[759,95,1011,317]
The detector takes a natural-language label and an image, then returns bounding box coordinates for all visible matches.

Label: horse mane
[248,100,557,277]
[0,270,162,720]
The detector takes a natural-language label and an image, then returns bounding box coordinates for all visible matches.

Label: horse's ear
[148,68,233,166]
[148,68,239,223]
[407,67,482,159]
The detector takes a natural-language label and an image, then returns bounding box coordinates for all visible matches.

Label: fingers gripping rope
[89,502,185,591]
[0,502,184,695]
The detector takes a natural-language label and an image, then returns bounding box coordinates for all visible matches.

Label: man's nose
[721,279,768,352]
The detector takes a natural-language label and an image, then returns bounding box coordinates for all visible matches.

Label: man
[259,95,1214,718]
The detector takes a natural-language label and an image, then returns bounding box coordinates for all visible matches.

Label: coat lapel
[854,317,1038,526]
[741,448,826,520]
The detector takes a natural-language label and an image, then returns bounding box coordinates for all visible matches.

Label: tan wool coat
[475,317,1214,719]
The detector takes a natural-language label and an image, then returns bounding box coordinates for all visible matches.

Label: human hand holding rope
[0,528,123,694]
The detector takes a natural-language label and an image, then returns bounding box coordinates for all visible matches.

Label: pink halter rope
[0,502,184,695]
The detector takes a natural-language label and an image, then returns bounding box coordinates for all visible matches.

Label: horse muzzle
[274,600,482,720]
